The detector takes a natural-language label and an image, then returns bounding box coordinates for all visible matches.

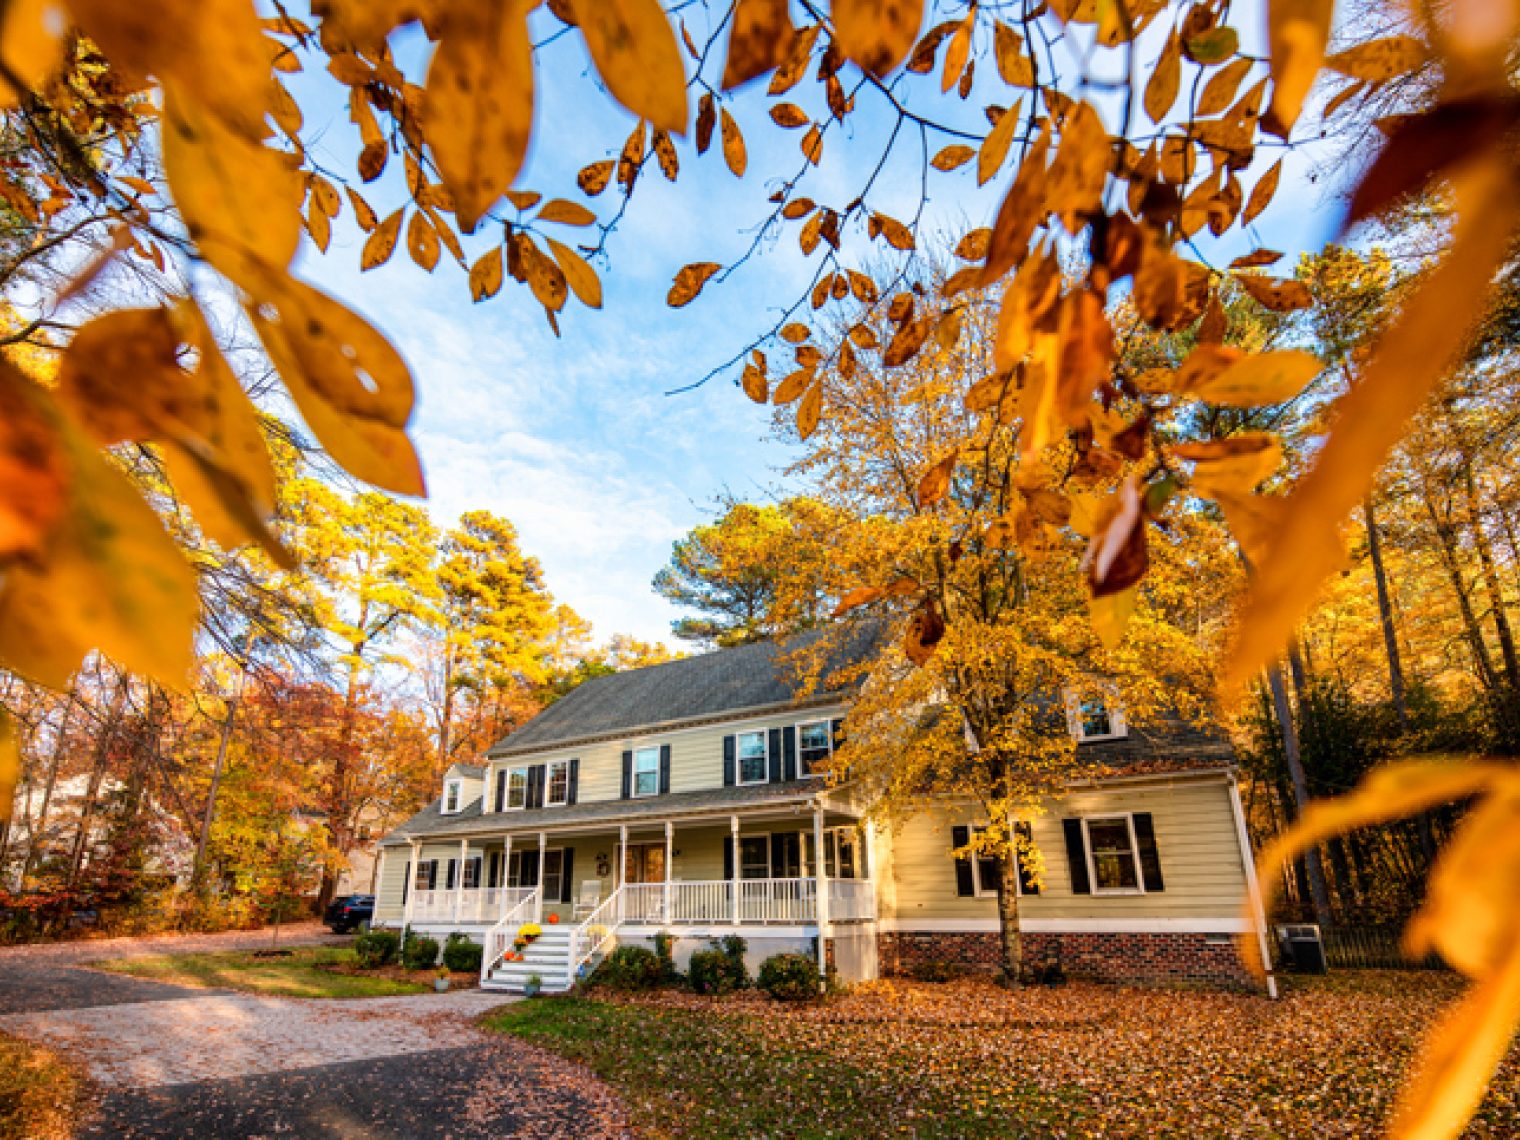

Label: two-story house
[371,631,1274,995]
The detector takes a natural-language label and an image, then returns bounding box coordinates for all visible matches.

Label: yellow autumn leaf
[1224,157,1520,692]
[407,209,441,271]
[721,0,795,89]
[244,265,423,497]
[545,237,603,309]
[54,308,185,446]
[0,400,200,689]
[720,107,747,176]
[0,0,65,107]
[833,0,923,77]
[668,261,721,307]
[1090,585,1137,651]
[362,208,404,270]
[159,86,302,281]
[570,0,689,134]
[425,0,535,233]
[1326,35,1428,82]
[1180,348,1321,407]
[978,100,1021,186]
[537,199,597,226]
[470,246,505,301]
[0,360,68,560]
[1144,31,1181,124]
[916,450,958,507]
[1266,0,1332,131]
[1172,433,1284,497]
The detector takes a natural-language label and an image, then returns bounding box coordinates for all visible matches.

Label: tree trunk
[68,676,129,888]
[21,695,75,883]
[1364,495,1410,729]
[193,683,241,890]
[1267,661,1333,926]
[1465,466,1520,689]
[1428,495,1499,688]
[995,850,1024,986]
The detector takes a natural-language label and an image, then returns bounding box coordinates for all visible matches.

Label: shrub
[652,930,679,982]
[592,945,664,991]
[401,933,439,970]
[442,933,482,973]
[354,928,400,968]
[717,933,747,960]
[757,953,820,1001]
[688,947,747,995]
[910,959,965,984]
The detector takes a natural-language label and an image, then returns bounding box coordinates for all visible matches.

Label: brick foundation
[878,929,1259,991]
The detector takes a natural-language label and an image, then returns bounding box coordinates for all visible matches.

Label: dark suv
[323,894,375,934]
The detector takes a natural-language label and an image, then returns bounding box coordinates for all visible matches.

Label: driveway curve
[0,925,628,1138]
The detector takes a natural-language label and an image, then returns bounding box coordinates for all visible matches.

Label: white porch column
[813,804,829,984]
[730,815,741,925]
[617,824,628,922]
[499,834,513,920]
[453,837,468,923]
[536,831,547,922]
[403,840,418,927]
[664,820,674,920]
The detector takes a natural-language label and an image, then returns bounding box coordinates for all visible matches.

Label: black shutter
[831,717,845,748]
[527,765,545,810]
[402,861,410,904]
[767,727,783,783]
[522,849,540,886]
[723,836,734,880]
[428,860,438,890]
[951,825,975,897]
[568,757,580,804]
[495,768,506,812]
[445,858,457,889]
[1133,812,1165,891]
[782,726,797,782]
[770,834,785,879]
[723,735,736,786]
[1015,821,1040,895]
[1063,819,1091,895]
[560,848,575,903]
[659,744,672,794]
[621,750,633,798]
[487,851,500,889]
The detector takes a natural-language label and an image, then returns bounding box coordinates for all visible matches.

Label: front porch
[381,803,877,992]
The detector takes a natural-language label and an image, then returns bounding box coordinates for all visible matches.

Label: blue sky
[278,3,1347,646]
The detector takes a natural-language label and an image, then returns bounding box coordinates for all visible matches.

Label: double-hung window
[462,856,481,890]
[632,746,661,797]
[546,759,570,806]
[1084,816,1142,893]
[797,720,831,777]
[821,827,861,879]
[736,731,768,785]
[443,780,462,814]
[1065,684,1127,742]
[504,766,529,810]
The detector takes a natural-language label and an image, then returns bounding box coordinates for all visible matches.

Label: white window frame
[965,824,1025,898]
[546,759,570,806]
[797,720,832,778]
[820,826,863,880]
[506,848,564,891]
[1082,813,1146,896]
[632,746,661,798]
[442,779,462,815]
[736,730,768,786]
[1064,684,1128,742]
[504,766,529,811]
[462,855,481,890]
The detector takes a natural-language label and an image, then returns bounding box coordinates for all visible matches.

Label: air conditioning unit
[1276,923,1327,975]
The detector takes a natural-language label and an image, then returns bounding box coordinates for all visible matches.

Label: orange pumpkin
[547,913,560,924]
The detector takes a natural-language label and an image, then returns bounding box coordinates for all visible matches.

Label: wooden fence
[1320,925,1448,971]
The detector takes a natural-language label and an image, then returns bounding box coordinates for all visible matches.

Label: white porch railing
[569,886,624,977]
[828,879,876,922]
[482,888,541,979]
[737,877,816,923]
[411,888,455,922]
[411,887,532,924]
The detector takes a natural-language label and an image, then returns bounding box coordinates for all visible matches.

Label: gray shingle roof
[381,780,824,846]
[489,625,878,758]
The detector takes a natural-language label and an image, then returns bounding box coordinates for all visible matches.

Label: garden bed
[486,973,1520,1137]
[90,946,448,998]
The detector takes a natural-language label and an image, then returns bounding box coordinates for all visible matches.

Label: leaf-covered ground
[0,1029,80,1139]
[93,946,435,998]
[485,973,1520,1138]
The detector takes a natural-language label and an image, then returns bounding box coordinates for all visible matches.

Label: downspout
[1227,774,1279,1000]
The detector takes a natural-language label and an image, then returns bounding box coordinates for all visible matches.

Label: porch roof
[381,779,833,847]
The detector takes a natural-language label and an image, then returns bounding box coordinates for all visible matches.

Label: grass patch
[0,1031,80,1140]
[485,975,1520,1137]
[92,946,433,998]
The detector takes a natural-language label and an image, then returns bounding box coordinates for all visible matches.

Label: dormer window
[442,780,462,814]
[1066,685,1127,742]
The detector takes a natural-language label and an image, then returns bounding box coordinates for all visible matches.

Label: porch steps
[483,927,579,994]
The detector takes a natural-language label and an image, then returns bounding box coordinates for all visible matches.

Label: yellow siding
[483,704,847,813]
[375,848,409,919]
[881,776,1247,923]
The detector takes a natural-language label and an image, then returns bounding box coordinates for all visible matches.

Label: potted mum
[518,922,543,943]
[523,972,542,998]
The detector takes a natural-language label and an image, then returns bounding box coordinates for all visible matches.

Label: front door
[623,842,666,884]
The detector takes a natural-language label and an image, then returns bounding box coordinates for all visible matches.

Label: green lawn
[486,974,1520,1138]
[93,946,433,998]
[0,1030,80,1140]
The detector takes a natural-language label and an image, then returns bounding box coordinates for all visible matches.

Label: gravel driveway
[0,926,628,1138]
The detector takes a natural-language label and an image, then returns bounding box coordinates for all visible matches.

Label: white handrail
[481,887,541,981]
[569,885,624,978]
